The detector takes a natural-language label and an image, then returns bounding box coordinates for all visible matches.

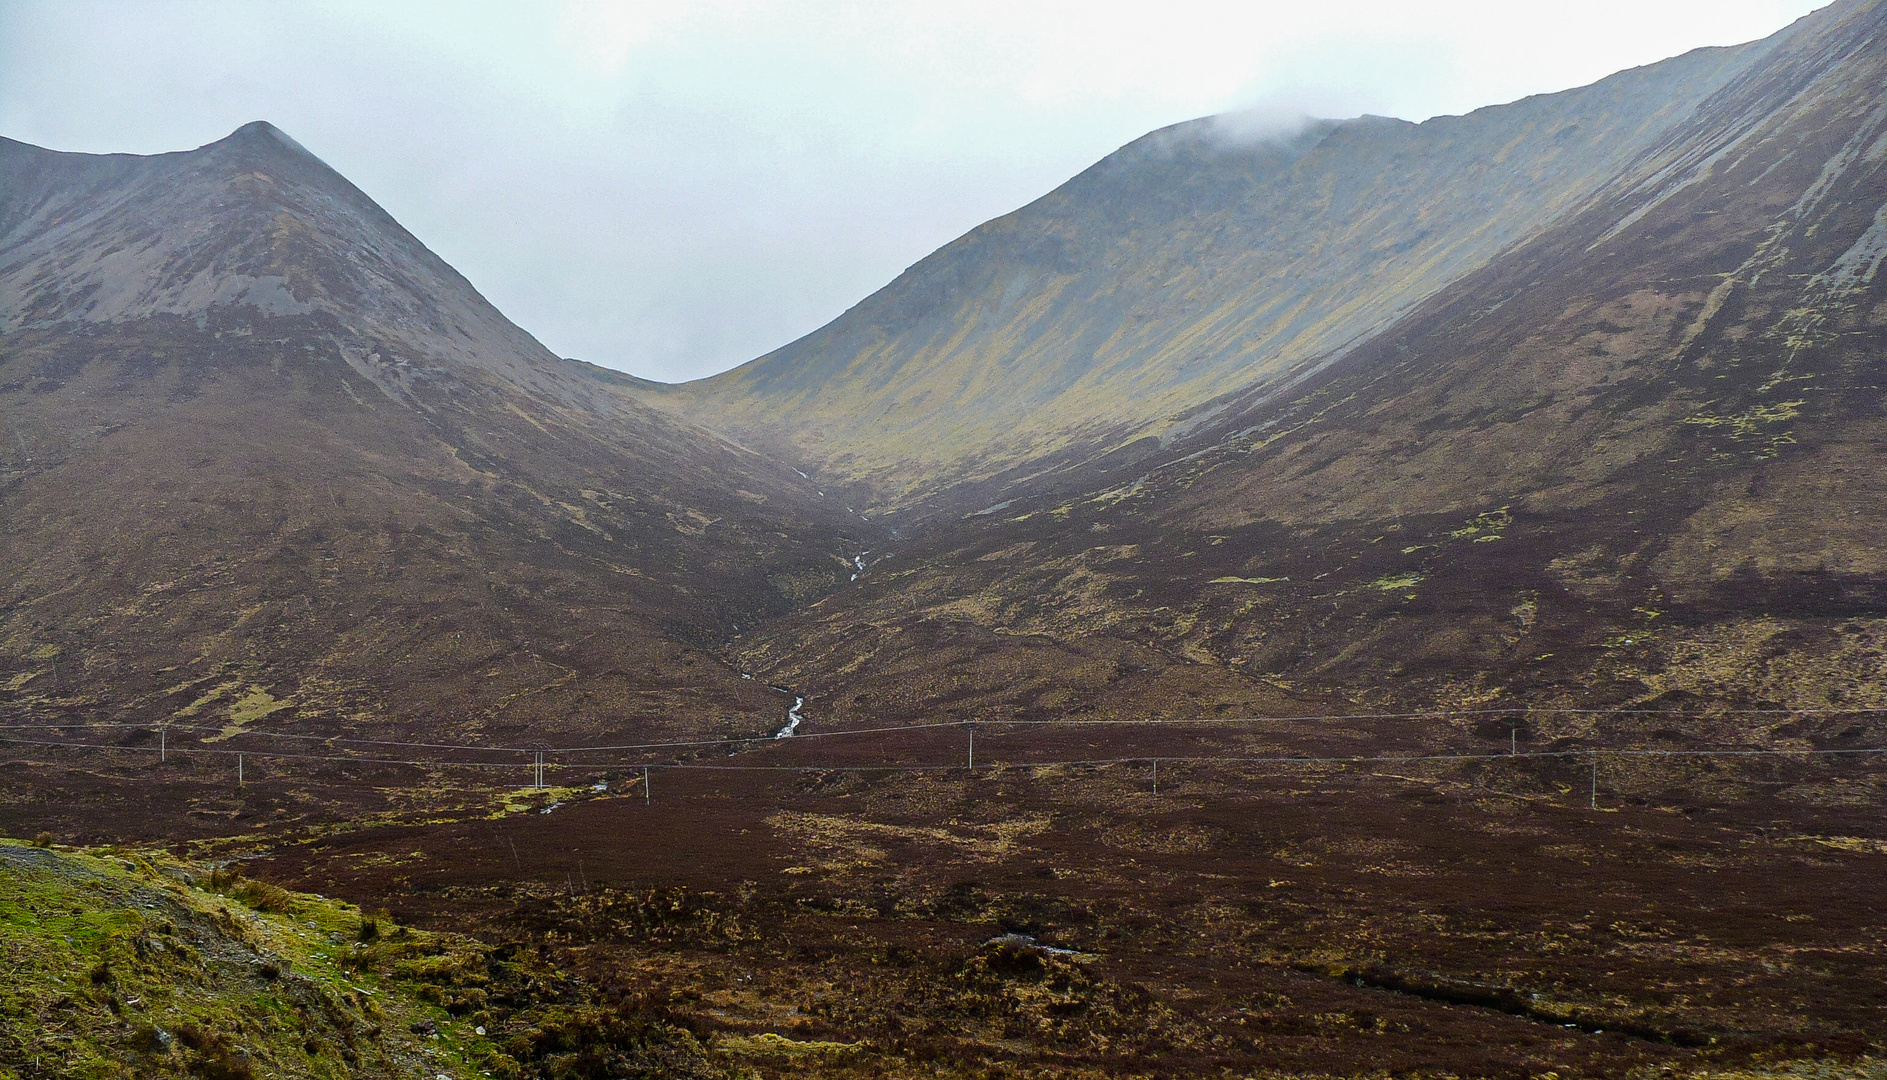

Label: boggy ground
[216,720,1887,1080]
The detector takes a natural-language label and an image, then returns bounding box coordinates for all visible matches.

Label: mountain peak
[0,120,577,396]
[212,119,323,163]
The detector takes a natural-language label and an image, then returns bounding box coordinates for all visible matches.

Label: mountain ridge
[716,0,1887,725]
[2,0,1884,812]
[10,15,1887,1076]
[2,120,610,413]
[0,120,868,762]
[641,25,1806,507]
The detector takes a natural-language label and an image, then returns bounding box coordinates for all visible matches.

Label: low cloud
[0,1,1824,382]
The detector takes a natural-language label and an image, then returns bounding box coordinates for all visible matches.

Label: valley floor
[7,717,1887,1079]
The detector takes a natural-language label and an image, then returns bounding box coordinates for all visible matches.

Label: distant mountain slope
[727,0,1887,720]
[0,124,862,751]
[3,121,626,409]
[657,31,1785,501]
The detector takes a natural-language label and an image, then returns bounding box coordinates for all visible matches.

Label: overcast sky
[0,1,1827,382]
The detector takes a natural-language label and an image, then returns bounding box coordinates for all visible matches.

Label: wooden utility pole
[1152,758,1159,796]
[643,765,651,804]
[967,722,974,771]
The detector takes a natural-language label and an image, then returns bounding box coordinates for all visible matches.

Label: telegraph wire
[0,703,1884,755]
[4,732,1886,775]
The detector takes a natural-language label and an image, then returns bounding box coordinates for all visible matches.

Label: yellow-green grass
[0,839,493,1079]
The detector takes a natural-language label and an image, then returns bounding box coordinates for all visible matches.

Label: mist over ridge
[10,5,1887,1077]
[632,28,1778,505]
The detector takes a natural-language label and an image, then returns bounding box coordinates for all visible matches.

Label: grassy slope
[0,839,720,1080]
[0,839,497,1078]
[0,321,850,749]
[664,37,1760,500]
[722,0,1887,718]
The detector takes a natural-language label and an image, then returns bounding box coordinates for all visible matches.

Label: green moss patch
[0,840,725,1080]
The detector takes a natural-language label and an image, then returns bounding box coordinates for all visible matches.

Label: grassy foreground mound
[0,839,721,1080]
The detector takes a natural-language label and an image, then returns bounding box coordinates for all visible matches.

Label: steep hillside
[4,121,578,404]
[0,124,865,780]
[9,14,1887,1079]
[0,839,481,1078]
[658,31,1780,502]
[0,838,729,1079]
[723,0,1887,722]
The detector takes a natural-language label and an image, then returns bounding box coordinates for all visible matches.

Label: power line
[971,706,1887,726]
[0,717,968,754]
[4,733,1884,774]
[0,735,524,770]
[661,746,1887,771]
[1,703,1883,755]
